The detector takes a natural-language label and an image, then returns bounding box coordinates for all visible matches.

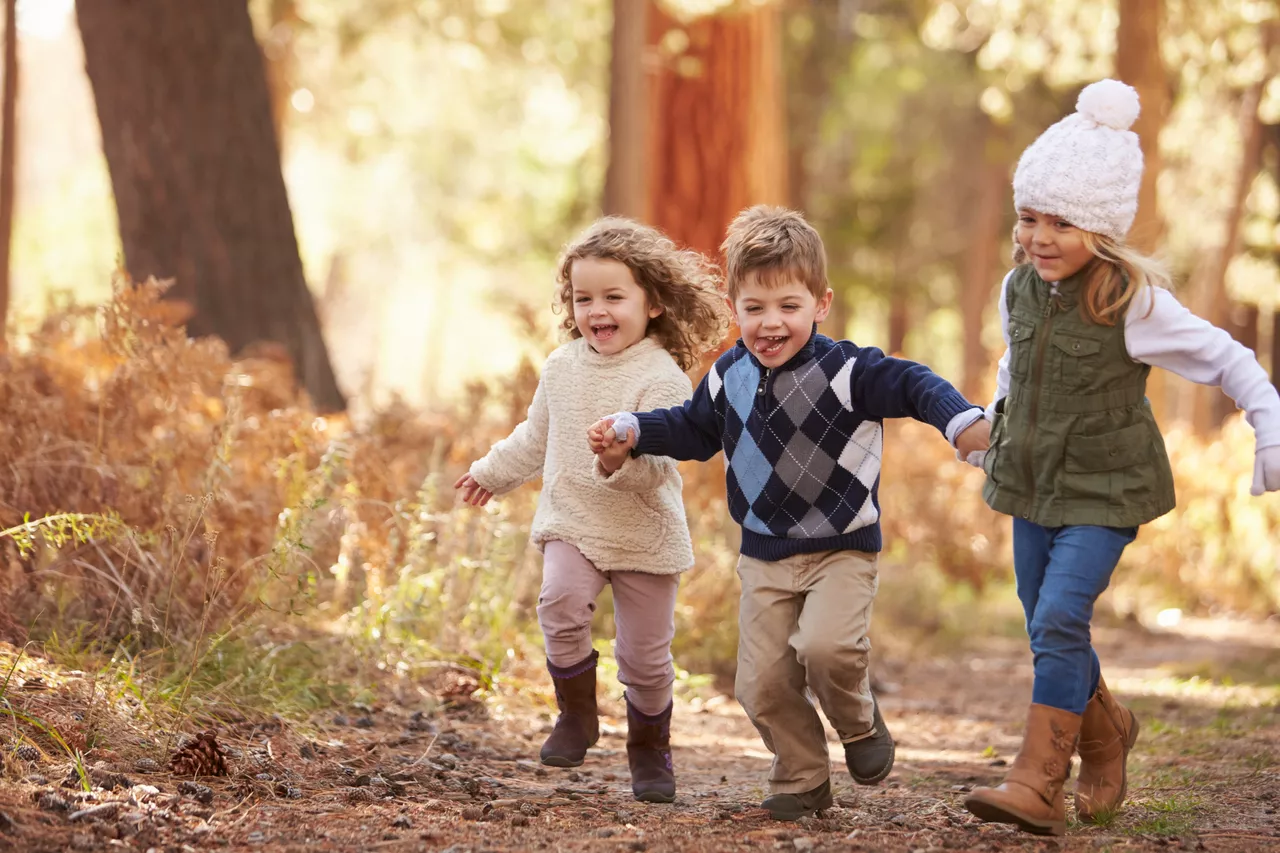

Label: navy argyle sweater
[632,333,978,560]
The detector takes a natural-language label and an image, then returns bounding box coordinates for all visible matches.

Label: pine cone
[169,731,229,777]
[15,745,40,762]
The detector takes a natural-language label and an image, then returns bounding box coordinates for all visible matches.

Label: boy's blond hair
[721,206,828,303]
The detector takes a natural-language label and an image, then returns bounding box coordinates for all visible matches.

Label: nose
[1032,222,1053,246]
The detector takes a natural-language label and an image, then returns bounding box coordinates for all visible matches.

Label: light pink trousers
[539,540,680,716]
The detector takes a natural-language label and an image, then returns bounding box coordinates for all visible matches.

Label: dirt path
[1,616,1277,853]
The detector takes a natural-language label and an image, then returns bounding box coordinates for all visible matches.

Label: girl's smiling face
[571,257,662,355]
[1016,208,1095,282]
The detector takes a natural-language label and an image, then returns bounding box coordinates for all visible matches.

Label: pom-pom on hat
[1012,79,1143,241]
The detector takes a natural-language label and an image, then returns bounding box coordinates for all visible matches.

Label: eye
[1019,216,1035,225]
[1054,220,1074,230]
[783,304,799,311]
[745,306,762,314]
[575,296,589,304]
[607,294,622,301]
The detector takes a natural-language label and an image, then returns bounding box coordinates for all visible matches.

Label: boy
[588,206,990,819]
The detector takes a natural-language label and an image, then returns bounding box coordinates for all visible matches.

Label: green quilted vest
[982,264,1176,528]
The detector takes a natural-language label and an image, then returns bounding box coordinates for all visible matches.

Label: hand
[955,417,991,458]
[454,472,494,507]
[587,417,616,454]
[597,430,637,475]
[1252,445,1280,496]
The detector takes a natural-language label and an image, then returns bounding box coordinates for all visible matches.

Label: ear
[648,302,664,319]
[813,288,834,324]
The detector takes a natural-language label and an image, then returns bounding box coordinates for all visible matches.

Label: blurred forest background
[0,0,1277,711]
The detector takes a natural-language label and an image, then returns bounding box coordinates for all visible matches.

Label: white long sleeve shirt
[987,270,1280,451]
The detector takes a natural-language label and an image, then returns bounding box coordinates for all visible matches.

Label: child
[455,217,730,803]
[963,79,1280,837]
[588,206,991,820]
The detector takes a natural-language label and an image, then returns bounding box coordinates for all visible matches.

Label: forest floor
[0,613,1276,853]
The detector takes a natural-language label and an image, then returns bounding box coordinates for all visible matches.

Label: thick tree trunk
[645,2,788,260]
[1115,0,1169,254]
[1116,0,1172,422]
[0,0,16,343]
[959,118,1010,401]
[1188,26,1274,434]
[1274,309,1280,395]
[76,0,345,412]
[603,0,648,219]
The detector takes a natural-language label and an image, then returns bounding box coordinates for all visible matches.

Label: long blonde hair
[1012,228,1170,326]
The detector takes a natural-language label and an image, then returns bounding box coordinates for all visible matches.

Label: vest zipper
[1022,289,1059,514]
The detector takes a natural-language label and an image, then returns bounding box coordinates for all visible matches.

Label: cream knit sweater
[469,336,694,575]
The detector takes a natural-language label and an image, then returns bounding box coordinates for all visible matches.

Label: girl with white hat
[964,78,1280,836]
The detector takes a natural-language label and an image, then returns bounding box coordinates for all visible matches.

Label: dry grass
[0,272,1272,722]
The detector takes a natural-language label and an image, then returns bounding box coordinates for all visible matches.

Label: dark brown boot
[626,696,675,803]
[1076,676,1139,823]
[539,651,599,768]
[964,703,1082,836]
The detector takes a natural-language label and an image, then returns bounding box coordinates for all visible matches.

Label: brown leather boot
[1075,676,1139,823]
[964,704,1082,836]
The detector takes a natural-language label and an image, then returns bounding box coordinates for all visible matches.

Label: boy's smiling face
[733,273,833,368]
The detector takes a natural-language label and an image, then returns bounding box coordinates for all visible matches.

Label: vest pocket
[1052,334,1103,387]
[1007,319,1037,379]
[1064,422,1151,473]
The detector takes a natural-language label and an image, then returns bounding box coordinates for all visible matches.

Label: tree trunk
[958,118,1011,401]
[1273,308,1280,395]
[1187,24,1275,434]
[0,0,16,344]
[887,290,909,357]
[1115,0,1169,254]
[603,0,648,219]
[76,0,345,412]
[261,0,301,147]
[645,1,788,260]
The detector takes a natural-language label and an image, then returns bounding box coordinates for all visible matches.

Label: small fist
[955,417,991,460]
[454,472,494,507]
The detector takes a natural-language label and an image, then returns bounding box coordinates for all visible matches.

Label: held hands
[454,472,494,507]
[955,417,992,469]
[1253,445,1280,496]
[587,416,637,475]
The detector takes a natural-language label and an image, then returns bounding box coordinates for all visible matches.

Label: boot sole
[849,740,895,786]
[634,790,676,804]
[765,799,833,821]
[964,796,1065,836]
[1078,710,1140,824]
[540,755,585,768]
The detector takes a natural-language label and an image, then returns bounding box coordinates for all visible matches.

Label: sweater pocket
[543,472,668,554]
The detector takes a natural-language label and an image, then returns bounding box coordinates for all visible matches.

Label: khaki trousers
[735,548,879,793]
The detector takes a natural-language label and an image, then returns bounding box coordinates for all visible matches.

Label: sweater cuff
[930,389,980,438]
[634,412,672,456]
[945,407,986,448]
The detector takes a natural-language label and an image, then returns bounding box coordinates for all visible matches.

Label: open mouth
[591,324,618,341]
[756,335,787,357]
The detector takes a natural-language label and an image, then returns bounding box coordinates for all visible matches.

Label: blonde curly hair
[555,217,731,371]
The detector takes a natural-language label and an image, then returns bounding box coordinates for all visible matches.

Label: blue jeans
[1012,519,1137,715]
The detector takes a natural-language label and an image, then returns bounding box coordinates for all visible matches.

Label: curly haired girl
[455,216,730,804]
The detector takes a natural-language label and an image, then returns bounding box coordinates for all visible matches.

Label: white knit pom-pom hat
[1012,79,1143,241]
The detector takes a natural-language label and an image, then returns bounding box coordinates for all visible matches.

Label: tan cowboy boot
[964,704,1082,836]
[1075,676,1139,822]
